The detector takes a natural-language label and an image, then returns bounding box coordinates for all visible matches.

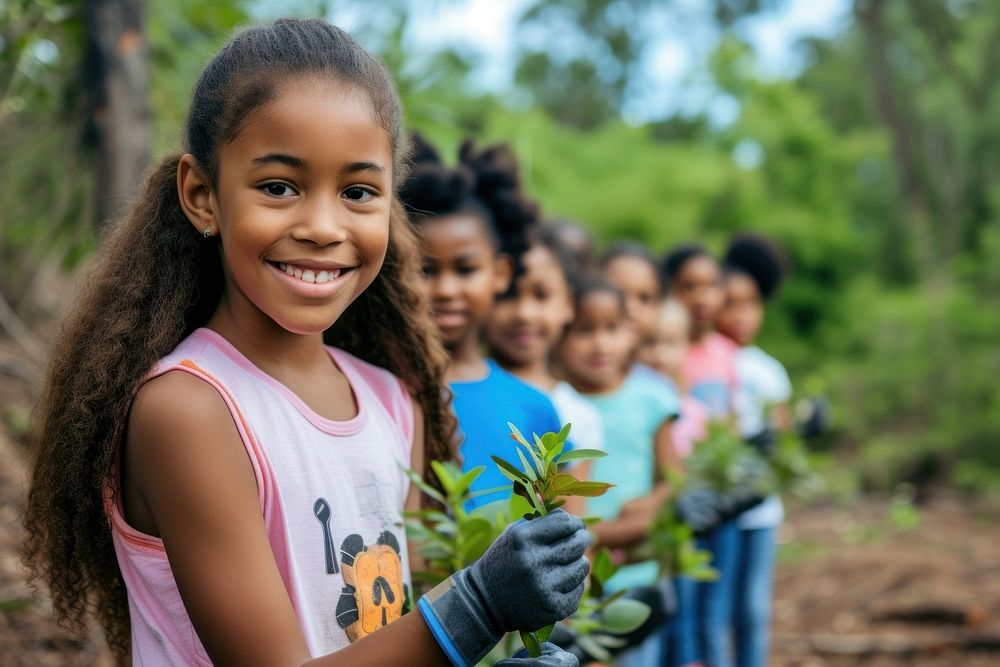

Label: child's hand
[417,509,590,665]
[496,642,580,666]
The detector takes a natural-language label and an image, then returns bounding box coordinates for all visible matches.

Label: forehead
[222,76,392,175]
[579,290,624,321]
[605,255,659,287]
[725,272,760,298]
[678,255,721,281]
[522,245,562,275]
[419,213,494,255]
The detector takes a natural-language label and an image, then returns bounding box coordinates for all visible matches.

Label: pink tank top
[104,328,415,665]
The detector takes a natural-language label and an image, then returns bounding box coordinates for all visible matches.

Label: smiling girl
[22,20,588,667]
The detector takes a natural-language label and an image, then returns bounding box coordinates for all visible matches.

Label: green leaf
[601,598,651,634]
[519,629,542,658]
[507,422,531,448]
[516,446,539,481]
[556,422,572,444]
[558,480,615,497]
[591,547,618,585]
[576,634,611,662]
[429,460,456,495]
[491,455,531,483]
[452,465,486,498]
[557,448,608,463]
[535,623,554,645]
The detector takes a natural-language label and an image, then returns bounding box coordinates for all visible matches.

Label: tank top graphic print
[105,328,414,664]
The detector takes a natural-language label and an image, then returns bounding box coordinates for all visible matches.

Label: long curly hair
[21,18,454,660]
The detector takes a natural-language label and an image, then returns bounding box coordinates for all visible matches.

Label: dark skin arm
[124,371,448,667]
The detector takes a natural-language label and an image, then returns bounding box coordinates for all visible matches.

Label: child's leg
[666,575,700,666]
[734,526,777,667]
[697,519,740,667]
[615,626,662,667]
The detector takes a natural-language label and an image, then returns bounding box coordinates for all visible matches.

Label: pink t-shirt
[682,331,738,420]
[672,395,710,459]
[105,328,414,665]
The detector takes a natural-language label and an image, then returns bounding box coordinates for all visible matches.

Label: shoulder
[328,346,402,392]
[329,347,415,443]
[127,370,257,512]
[626,373,681,421]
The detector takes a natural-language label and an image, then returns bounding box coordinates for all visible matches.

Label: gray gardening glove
[674,486,723,534]
[495,643,580,666]
[417,510,590,666]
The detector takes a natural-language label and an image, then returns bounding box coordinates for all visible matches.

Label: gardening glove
[418,509,590,666]
[716,481,765,520]
[674,487,723,534]
[495,643,580,666]
[745,427,777,457]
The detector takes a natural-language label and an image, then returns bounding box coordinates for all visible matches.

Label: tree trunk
[83,0,151,228]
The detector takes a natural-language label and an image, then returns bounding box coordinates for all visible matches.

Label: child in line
[484,225,605,512]
[556,278,680,667]
[639,299,710,461]
[663,244,740,667]
[400,135,563,510]
[601,242,675,390]
[22,20,588,666]
[717,235,792,667]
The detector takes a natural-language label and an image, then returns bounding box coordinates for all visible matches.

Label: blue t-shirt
[451,360,563,509]
[583,372,680,590]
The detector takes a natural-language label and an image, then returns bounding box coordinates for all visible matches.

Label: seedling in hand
[491,422,613,657]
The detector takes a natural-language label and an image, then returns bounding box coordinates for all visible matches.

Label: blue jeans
[734,527,777,667]
[615,625,662,667]
[698,519,740,667]
[661,519,740,667]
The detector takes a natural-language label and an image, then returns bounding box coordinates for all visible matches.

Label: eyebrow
[252,153,304,168]
[341,161,385,176]
[250,154,385,177]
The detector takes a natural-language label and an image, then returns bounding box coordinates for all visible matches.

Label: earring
[203,226,213,238]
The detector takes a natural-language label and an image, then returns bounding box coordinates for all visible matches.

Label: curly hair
[723,233,787,300]
[398,133,538,279]
[21,18,454,659]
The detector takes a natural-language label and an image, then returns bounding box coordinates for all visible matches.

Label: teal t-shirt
[583,371,680,590]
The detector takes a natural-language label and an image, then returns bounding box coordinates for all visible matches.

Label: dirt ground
[0,389,998,665]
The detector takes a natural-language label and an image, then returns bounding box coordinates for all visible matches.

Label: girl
[639,299,710,461]
[22,20,588,667]
[717,235,792,667]
[483,225,604,514]
[663,244,740,667]
[400,135,563,511]
[556,278,680,667]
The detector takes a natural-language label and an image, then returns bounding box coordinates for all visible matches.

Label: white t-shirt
[550,382,605,453]
[734,346,792,530]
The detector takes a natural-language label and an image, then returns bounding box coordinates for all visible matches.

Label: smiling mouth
[274,261,354,284]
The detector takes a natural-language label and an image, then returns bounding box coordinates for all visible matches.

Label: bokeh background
[1,1,999,665]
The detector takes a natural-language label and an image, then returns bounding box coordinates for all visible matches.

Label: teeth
[276,262,345,285]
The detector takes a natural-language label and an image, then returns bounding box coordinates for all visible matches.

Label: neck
[445,332,489,382]
[207,297,329,378]
[573,373,625,396]
[500,356,557,393]
[691,326,713,343]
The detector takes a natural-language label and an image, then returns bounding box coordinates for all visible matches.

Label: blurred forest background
[3,0,999,494]
[2,1,1000,664]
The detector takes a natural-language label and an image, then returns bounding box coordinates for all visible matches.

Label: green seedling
[490,422,613,658]
[403,460,507,589]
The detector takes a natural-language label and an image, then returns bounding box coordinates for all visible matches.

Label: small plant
[403,461,506,589]
[489,422,613,657]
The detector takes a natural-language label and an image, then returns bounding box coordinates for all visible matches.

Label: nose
[431,270,462,301]
[292,192,348,246]
[514,296,537,322]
